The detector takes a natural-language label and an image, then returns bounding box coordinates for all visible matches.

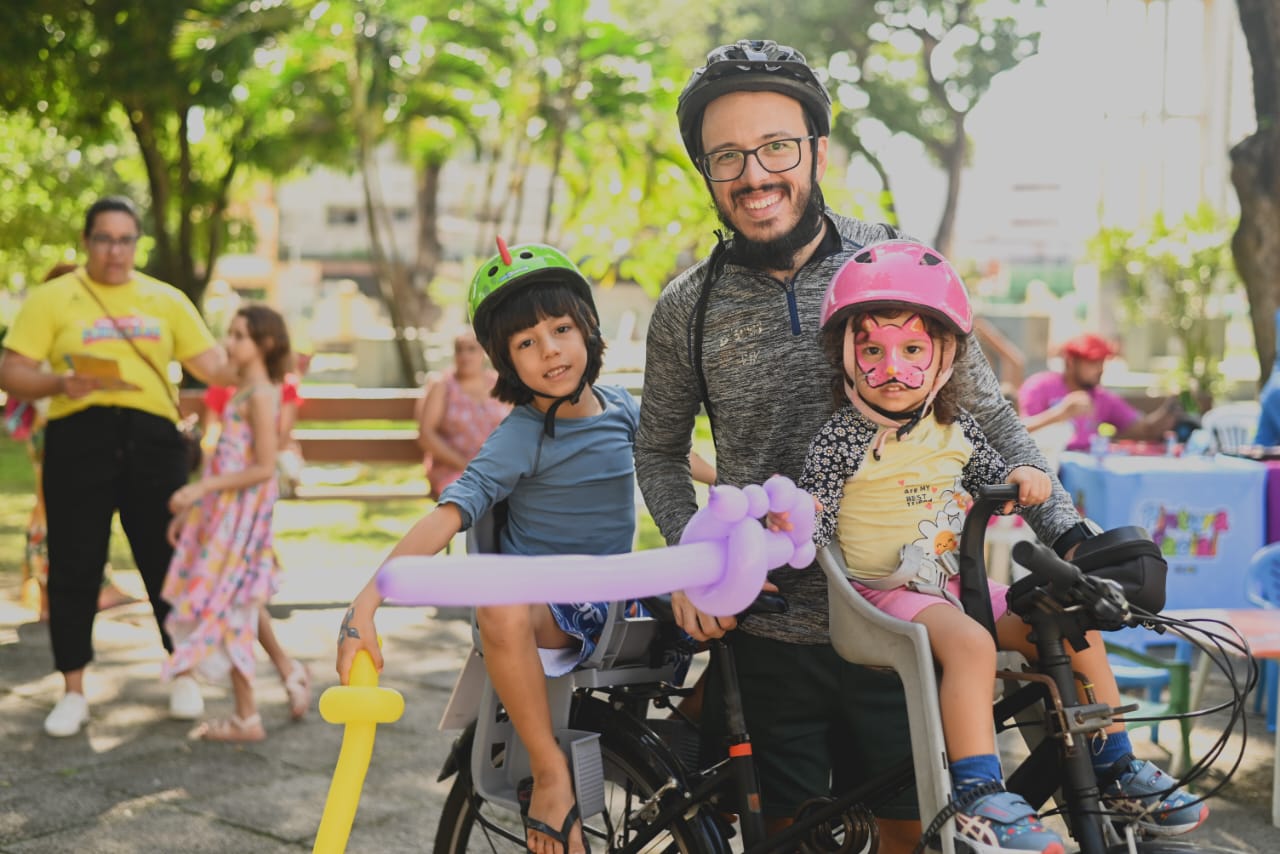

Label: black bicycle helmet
[677,39,832,165]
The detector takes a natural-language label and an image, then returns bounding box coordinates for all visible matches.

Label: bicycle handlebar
[1011,540,1083,596]
[1010,540,1130,629]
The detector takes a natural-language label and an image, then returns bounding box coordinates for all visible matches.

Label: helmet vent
[519,250,534,259]
[853,249,873,263]
[920,253,943,267]
[487,265,499,276]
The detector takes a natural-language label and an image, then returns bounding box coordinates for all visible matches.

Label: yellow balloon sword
[313,650,405,853]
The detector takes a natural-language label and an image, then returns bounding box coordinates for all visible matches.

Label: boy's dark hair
[236,304,292,382]
[83,196,143,237]
[483,280,605,406]
[820,307,969,424]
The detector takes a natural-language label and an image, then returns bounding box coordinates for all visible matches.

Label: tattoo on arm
[339,607,361,642]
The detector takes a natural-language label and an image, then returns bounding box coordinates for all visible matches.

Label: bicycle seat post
[711,638,768,846]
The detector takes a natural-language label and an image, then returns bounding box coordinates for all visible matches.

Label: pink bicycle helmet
[820,240,973,334]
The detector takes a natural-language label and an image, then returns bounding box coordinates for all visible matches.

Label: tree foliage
[740,0,1042,255]
[1088,204,1240,398]
[0,0,315,306]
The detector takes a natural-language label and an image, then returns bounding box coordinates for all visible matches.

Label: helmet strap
[530,375,589,438]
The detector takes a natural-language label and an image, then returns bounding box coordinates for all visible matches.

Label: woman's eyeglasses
[88,234,139,250]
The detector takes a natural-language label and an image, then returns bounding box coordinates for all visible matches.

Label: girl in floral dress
[162,305,294,742]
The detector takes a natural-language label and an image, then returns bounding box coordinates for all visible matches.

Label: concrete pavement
[1,575,1277,852]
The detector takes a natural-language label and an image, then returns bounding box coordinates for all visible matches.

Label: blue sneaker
[1100,757,1208,836]
[953,789,1065,854]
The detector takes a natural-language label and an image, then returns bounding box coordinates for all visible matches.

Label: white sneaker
[44,692,89,737]
[169,675,204,720]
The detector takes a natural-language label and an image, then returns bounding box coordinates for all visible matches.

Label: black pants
[43,406,189,673]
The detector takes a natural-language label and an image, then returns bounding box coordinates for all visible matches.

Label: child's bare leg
[257,605,292,679]
[915,603,998,759]
[477,604,585,854]
[199,668,266,742]
[996,619,1124,734]
[230,667,258,722]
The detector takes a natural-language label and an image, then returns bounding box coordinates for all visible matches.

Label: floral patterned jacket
[800,405,1015,554]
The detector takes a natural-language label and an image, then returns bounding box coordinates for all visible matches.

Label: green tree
[0,112,141,290]
[0,1,310,308]
[1088,204,1241,401]
[743,0,1043,255]
[1230,0,1280,385]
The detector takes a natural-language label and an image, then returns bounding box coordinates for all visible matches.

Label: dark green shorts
[700,631,918,821]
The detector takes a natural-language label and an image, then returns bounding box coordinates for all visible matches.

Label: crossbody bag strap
[74,269,183,420]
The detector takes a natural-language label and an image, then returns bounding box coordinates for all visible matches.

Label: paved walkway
[0,574,1276,852]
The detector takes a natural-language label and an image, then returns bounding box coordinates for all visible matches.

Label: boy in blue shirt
[338,240,647,854]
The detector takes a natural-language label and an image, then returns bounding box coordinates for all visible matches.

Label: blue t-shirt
[438,384,638,556]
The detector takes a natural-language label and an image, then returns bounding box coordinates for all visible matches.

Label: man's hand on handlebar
[1004,465,1051,513]
[671,590,735,640]
[672,579,780,641]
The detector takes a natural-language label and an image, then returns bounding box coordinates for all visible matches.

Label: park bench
[179,386,430,501]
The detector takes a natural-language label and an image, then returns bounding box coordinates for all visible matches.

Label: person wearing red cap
[1018,334,1179,451]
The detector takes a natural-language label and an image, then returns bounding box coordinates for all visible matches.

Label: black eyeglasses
[699,136,814,182]
[88,234,139,250]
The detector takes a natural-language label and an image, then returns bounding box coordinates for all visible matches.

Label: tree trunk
[542,121,567,244]
[416,157,444,309]
[1231,0,1280,387]
[932,120,967,258]
[474,142,503,255]
[358,143,423,386]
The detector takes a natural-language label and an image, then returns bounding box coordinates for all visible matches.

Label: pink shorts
[852,576,1010,623]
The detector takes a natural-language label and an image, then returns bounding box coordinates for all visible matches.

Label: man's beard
[715,178,826,271]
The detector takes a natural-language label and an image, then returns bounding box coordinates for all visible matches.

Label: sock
[950,753,1003,800]
[1090,730,1134,774]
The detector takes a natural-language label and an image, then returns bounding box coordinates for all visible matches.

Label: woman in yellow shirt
[0,196,236,738]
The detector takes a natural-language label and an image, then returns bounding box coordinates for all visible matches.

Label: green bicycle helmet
[468,238,596,354]
[467,237,604,437]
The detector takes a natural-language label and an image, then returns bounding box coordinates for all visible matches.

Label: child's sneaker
[1100,757,1208,836]
[954,789,1065,854]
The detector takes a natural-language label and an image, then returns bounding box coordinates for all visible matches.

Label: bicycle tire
[434,696,729,854]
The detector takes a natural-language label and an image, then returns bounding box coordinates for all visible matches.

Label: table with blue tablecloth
[1058,452,1267,611]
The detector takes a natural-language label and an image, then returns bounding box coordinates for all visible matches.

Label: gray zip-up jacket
[635,211,1081,644]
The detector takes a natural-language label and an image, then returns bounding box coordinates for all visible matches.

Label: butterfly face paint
[846,312,936,391]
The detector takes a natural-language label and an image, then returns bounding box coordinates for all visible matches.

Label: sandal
[195,713,266,743]
[283,659,312,721]
[517,776,591,854]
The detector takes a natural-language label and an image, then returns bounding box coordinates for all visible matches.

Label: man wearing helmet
[636,40,1091,851]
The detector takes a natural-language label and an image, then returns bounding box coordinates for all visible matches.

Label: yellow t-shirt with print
[838,416,976,580]
[4,269,216,422]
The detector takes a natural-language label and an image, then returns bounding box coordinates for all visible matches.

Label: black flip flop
[516,776,591,854]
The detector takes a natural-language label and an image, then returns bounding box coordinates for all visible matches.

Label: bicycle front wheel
[434,697,728,854]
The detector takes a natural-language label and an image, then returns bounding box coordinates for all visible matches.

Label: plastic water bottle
[1089,432,1110,459]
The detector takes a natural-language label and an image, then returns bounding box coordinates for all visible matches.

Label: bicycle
[429,486,1254,854]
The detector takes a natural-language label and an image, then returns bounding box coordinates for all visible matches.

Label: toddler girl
[800,241,1205,853]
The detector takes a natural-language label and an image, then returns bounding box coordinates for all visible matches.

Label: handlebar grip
[976,483,1021,504]
[1011,540,1084,593]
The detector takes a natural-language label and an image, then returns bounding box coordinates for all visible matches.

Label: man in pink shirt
[1019,333,1179,451]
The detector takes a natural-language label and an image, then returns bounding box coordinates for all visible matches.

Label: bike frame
[439,485,1209,854]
